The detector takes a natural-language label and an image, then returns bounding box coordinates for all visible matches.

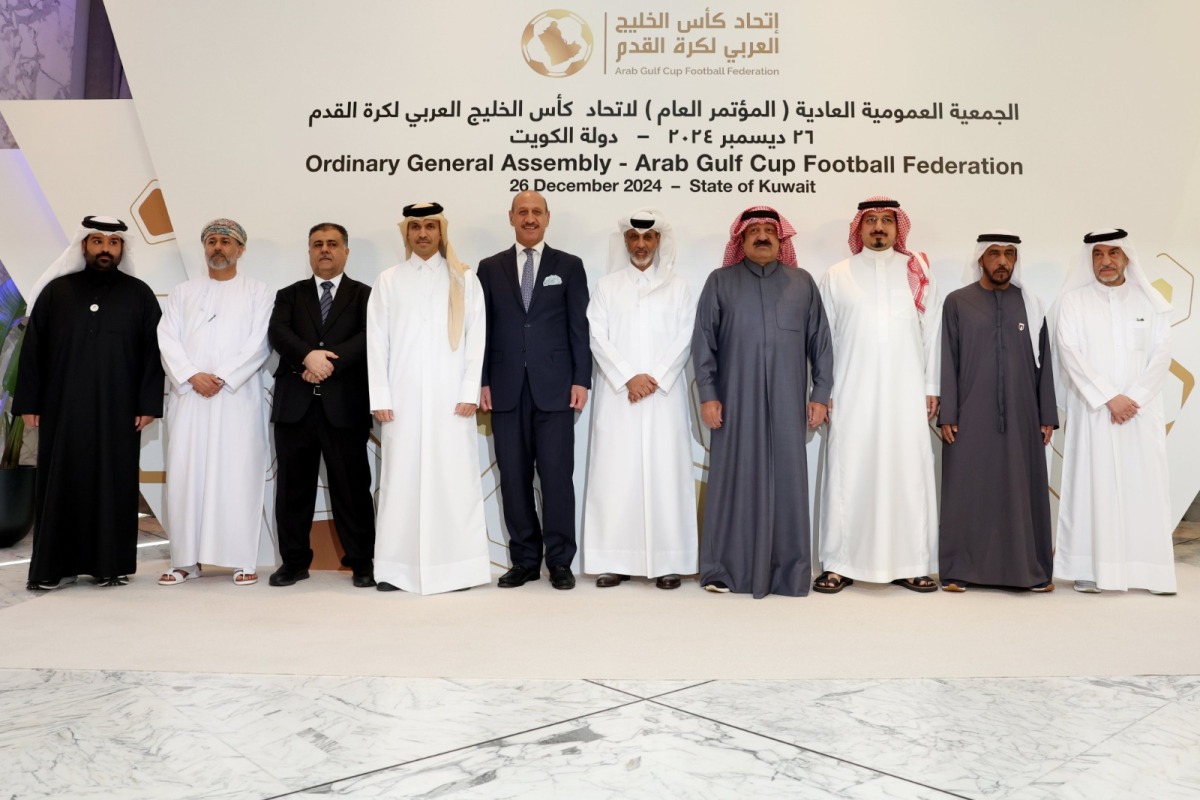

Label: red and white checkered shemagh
[722,205,798,267]
[848,196,930,313]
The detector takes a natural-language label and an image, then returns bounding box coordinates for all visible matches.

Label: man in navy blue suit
[478,191,591,590]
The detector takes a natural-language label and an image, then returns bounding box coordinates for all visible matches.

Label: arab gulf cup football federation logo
[522,10,593,77]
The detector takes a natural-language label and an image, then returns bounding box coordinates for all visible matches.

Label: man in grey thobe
[938,231,1057,592]
[692,205,833,598]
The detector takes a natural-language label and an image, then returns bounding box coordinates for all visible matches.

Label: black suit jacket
[269,274,371,429]
[477,244,591,412]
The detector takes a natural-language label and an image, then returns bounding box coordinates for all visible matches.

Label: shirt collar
[516,241,545,259]
[313,272,344,290]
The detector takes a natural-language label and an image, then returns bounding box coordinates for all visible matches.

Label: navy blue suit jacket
[477,244,591,412]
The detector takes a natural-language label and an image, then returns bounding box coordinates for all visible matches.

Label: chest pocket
[1128,319,1150,351]
[776,301,806,331]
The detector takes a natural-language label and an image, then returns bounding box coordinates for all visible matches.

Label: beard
[629,253,654,269]
[84,251,122,271]
[986,271,1012,287]
[207,253,234,270]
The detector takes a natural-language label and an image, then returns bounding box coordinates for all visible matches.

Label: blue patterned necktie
[520,248,534,311]
[319,281,333,323]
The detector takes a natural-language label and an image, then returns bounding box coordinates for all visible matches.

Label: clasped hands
[187,372,224,398]
[1106,394,1139,425]
[301,349,339,384]
[626,373,657,404]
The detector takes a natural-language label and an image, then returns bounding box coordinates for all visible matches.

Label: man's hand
[570,384,589,410]
[455,403,478,417]
[826,396,834,423]
[1041,425,1054,445]
[926,395,940,420]
[135,415,155,432]
[188,373,224,398]
[303,349,338,381]
[1106,394,1139,424]
[479,386,492,412]
[941,423,958,444]
[807,401,828,429]
[20,414,39,428]
[301,369,321,384]
[373,409,394,424]
[701,400,723,429]
[626,374,658,403]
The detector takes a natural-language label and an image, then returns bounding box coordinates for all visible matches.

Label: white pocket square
[542,274,562,287]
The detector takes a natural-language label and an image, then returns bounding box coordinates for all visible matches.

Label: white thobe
[582,264,698,577]
[818,250,942,582]
[1054,282,1175,592]
[367,254,489,595]
[158,274,272,571]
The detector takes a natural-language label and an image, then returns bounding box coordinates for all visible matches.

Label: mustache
[753,239,773,247]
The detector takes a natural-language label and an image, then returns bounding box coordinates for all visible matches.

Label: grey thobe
[692,259,833,597]
[938,283,1057,587]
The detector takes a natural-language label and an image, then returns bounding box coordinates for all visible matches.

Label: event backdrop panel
[43,0,1198,562]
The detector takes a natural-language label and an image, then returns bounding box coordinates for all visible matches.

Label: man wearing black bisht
[14,216,164,589]
[937,231,1057,592]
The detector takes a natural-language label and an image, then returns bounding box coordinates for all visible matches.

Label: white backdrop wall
[4,0,1197,569]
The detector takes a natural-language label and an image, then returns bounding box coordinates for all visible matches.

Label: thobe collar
[862,247,897,264]
[625,262,657,284]
[1093,279,1131,297]
[82,264,120,284]
[740,258,780,278]
[410,252,447,271]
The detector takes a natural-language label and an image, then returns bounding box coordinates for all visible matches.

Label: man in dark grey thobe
[938,231,1057,592]
[692,205,833,598]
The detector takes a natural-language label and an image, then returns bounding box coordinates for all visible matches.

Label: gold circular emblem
[521,10,593,78]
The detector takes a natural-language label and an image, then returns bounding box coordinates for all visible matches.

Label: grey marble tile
[588,679,711,699]
[298,700,953,799]
[0,669,289,799]
[115,672,637,789]
[656,677,1180,797]
[1015,689,1200,800]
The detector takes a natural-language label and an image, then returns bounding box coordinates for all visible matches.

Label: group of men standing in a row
[13,193,1177,598]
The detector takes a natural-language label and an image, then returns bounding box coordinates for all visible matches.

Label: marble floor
[1,522,1198,799]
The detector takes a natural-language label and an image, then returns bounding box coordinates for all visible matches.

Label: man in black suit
[267,222,376,588]
[478,191,591,590]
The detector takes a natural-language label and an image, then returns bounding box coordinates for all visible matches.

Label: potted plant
[0,269,35,548]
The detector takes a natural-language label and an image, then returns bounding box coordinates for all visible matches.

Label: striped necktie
[520,248,534,311]
[320,281,333,323]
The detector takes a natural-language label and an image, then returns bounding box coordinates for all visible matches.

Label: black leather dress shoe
[549,565,576,590]
[655,574,682,590]
[376,581,401,592]
[498,565,541,588]
[268,566,310,587]
[352,573,377,588]
[595,573,630,588]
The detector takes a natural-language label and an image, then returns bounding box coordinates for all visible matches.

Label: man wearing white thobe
[816,197,941,593]
[582,209,697,590]
[158,219,272,586]
[1054,228,1176,594]
[367,203,489,595]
